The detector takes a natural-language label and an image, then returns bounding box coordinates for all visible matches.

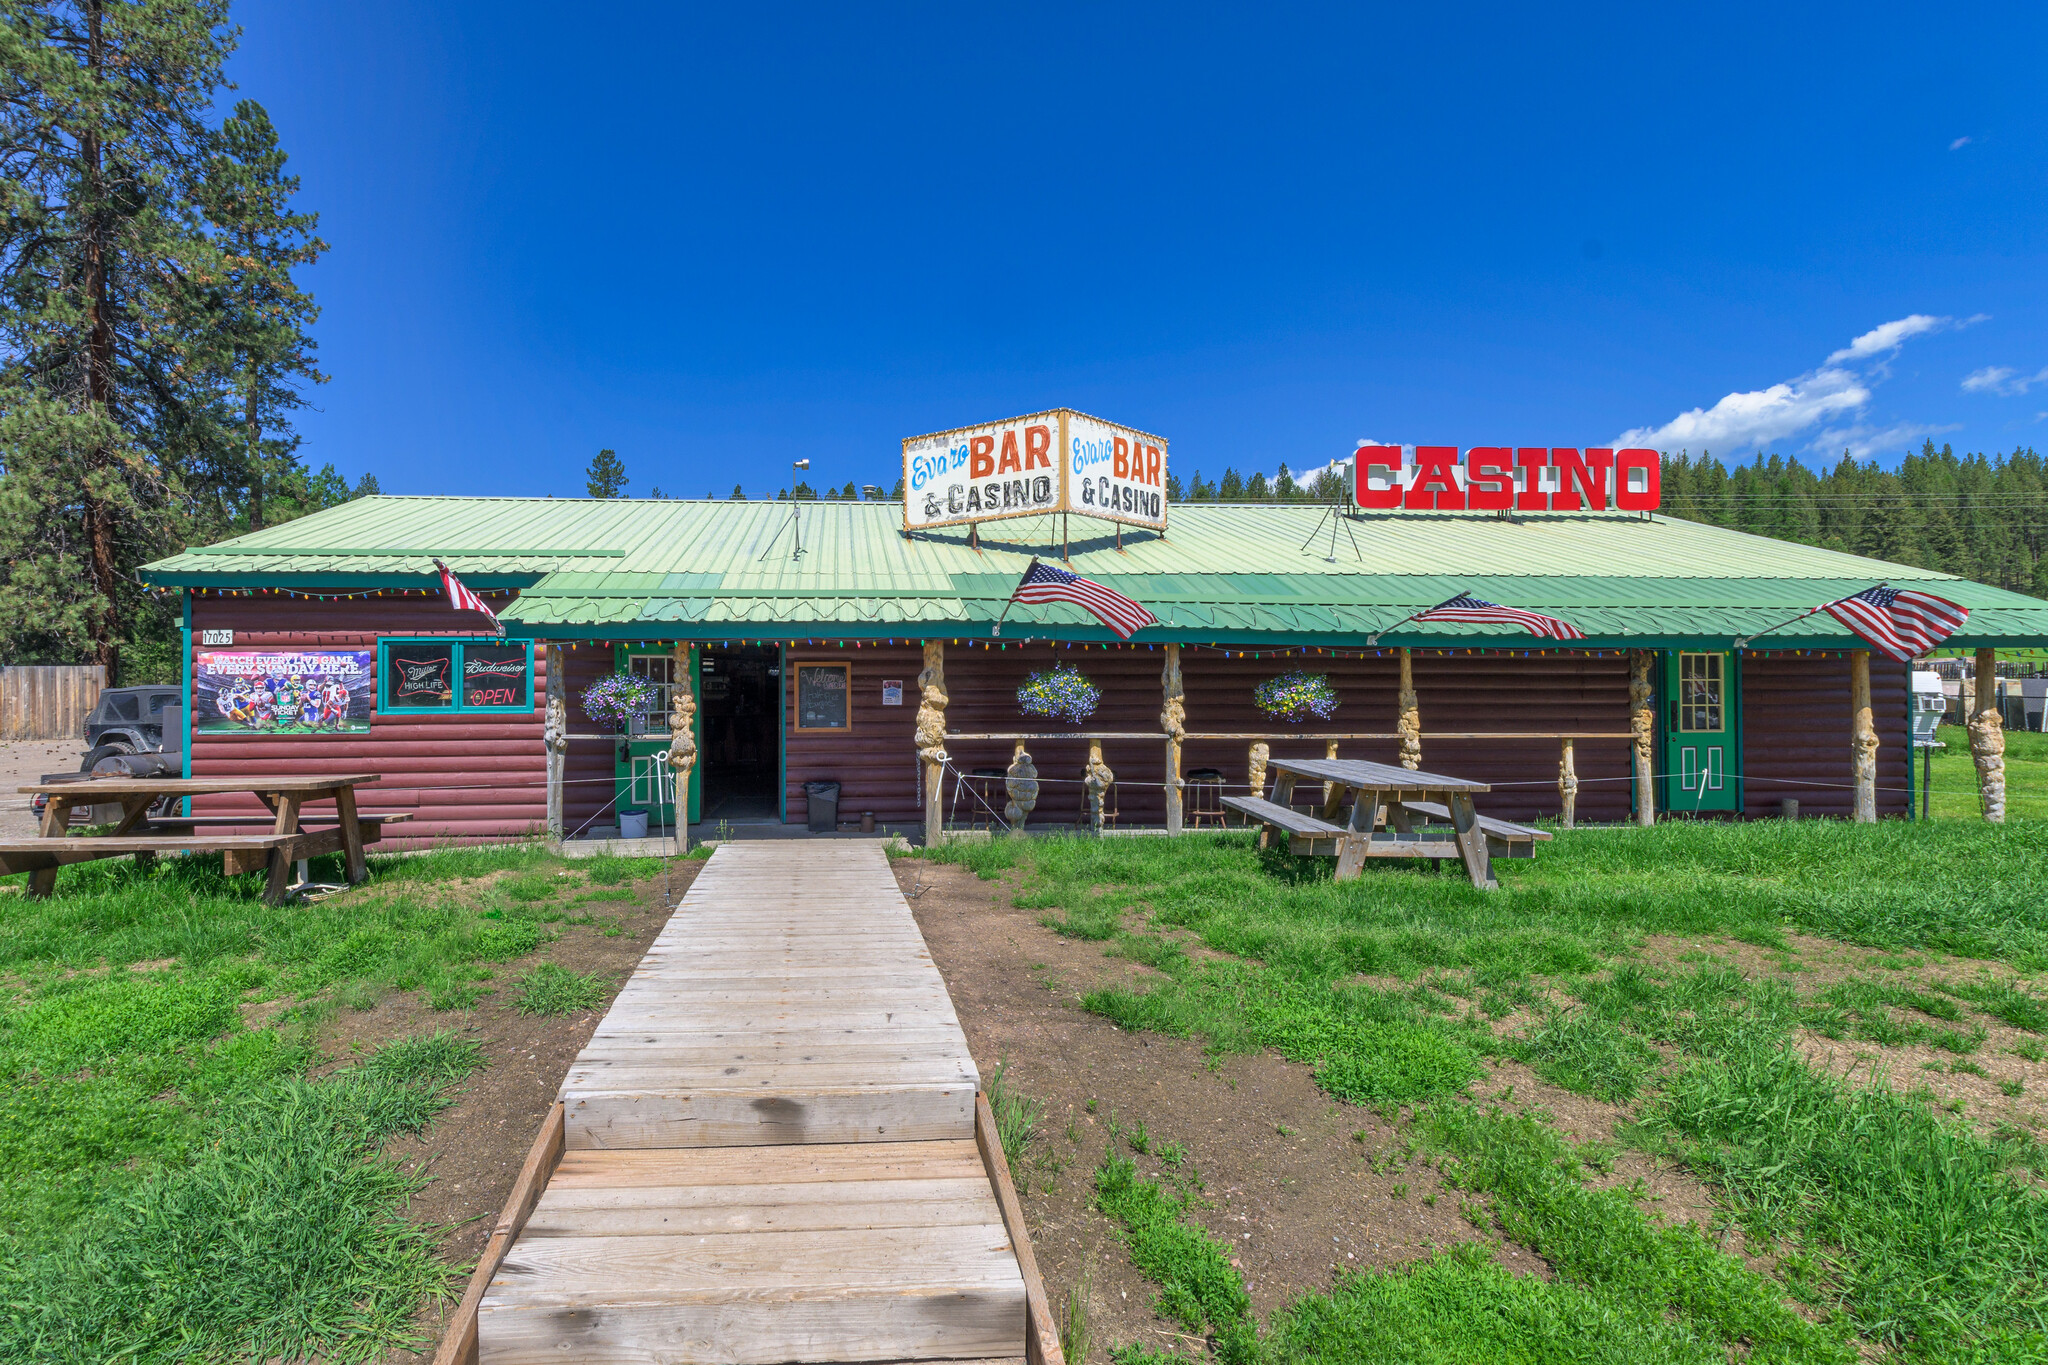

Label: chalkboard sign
[795,663,851,732]
[390,644,455,707]
[463,643,530,708]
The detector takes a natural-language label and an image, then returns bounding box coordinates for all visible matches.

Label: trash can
[805,781,840,833]
[618,808,649,839]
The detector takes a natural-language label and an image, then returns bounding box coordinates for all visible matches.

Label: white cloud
[1613,314,1974,457]
[1812,420,1959,461]
[1950,136,1973,151]
[1963,364,2048,397]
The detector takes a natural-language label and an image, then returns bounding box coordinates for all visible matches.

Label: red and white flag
[1007,558,1158,639]
[1822,584,1967,662]
[1409,592,1586,640]
[434,559,503,636]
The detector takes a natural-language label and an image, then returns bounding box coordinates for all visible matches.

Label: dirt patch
[905,860,1541,1351]
[335,857,703,1362]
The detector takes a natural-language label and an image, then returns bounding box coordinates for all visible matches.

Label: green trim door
[613,646,698,830]
[1661,650,1740,813]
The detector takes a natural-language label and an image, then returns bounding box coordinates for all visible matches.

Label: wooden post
[1850,650,1877,823]
[1321,739,1342,820]
[544,644,566,845]
[1558,738,1577,829]
[1397,649,1421,770]
[1248,741,1269,798]
[1004,740,1039,828]
[1160,643,1185,835]
[1084,741,1114,835]
[1970,646,2006,823]
[1630,649,1655,826]
[666,643,697,838]
[916,641,949,843]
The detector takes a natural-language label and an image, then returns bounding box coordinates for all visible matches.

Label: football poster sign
[194,650,374,735]
[903,408,1168,533]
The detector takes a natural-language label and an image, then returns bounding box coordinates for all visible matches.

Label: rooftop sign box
[1350,446,1663,512]
[903,408,1168,534]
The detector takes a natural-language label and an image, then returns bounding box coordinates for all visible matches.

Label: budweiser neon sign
[1351,446,1661,512]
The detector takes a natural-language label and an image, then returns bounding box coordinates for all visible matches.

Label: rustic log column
[1248,741,1270,799]
[1849,650,1877,823]
[1629,649,1655,826]
[916,641,949,843]
[1160,644,1185,835]
[1320,739,1343,820]
[1558,738,1578,829]
[666,643,697,836]
[1397,650,1422,770]
[1004,740,1039,828]
[1084,741,1114,835]
[544,643,567,844]
[1971,646,2006,823]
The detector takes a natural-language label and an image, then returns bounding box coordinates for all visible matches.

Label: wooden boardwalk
[475,842,1034,1365]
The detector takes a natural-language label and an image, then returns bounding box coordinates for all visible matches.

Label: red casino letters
[1352,446,1661,512]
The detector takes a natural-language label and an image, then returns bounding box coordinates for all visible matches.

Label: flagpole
[990,557,1038,639]
[1732,583,1884,648]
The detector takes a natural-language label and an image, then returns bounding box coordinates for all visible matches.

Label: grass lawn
[1925,723,2048,821]
[0,843,683,1364]
[918,820,2048,1363]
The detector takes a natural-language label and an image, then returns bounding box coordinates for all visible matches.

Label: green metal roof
[141,495,2048,648]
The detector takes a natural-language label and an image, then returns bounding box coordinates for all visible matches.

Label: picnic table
[4,774,400,905]
[1219,756,1550,891]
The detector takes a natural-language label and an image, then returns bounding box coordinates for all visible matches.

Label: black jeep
[83,685,182,764]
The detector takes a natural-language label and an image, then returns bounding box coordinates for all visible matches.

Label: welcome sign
[902,408,1168,533]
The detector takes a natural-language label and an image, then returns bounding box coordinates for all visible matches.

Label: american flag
[1821,584,1967,662]
[1412,592,1586,640]
[1009,559,1158,639]
[434,559,504,636]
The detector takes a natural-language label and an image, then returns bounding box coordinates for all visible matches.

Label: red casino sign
[1352,446,1661,512]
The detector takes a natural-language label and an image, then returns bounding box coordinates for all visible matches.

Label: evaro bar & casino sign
[903,408,1168,533]
[1352,445,1662,512]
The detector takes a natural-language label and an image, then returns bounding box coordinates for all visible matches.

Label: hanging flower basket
[1017,665,1101,725]
[1254,671,1339,724]
[582,672,659,730]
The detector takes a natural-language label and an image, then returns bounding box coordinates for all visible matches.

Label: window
[1677,652,1723,733]
[380,638,531,713]
[794,663,851,732]
[626,653,676,733]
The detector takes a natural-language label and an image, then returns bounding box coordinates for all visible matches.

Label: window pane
[463,643,530,708]
[389,644,455,707]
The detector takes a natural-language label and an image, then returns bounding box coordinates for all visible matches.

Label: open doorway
[696,647,781,822]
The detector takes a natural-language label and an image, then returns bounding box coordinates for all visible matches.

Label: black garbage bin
[805,780,840,833]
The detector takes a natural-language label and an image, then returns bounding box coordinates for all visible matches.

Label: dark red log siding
[1742,652,1908,820]
[783,646,925,828]
[187,595,546,845]
[896,645,1635,829]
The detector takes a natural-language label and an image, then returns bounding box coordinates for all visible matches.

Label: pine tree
[0,0,239,676]
[1246,471,1269,499]
[729,483,746,500]
[1165,470,1183,501]
[197,98,324,532]
[1274,463,1296,499]
[1217,468,1243,500]
[890,476,904,499]
[351,471,381,498]
[586,448,627,497]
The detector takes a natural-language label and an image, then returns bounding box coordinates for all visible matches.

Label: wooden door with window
[1661,650,1740,813]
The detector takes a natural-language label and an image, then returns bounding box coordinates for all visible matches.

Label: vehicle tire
[80,741,135,771]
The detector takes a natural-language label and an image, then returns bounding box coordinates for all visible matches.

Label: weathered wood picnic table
[1220,756,1550,891]
[4,774,402,905]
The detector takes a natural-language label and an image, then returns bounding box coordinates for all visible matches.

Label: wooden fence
[0,665,106,740]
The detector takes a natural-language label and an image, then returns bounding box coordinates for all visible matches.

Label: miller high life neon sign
[1351,446,1661,512]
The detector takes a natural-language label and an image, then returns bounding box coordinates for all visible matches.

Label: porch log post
[1630,649,1655,826]
[1161,643,1185,835]
[1397,649,1422,770]
[1084,741,1114,836]
[544,643,566,845]
[1558,738,1577,829]
[1248,741,1269,799]
[1320,739,1342,820]
[1850,650,1877,823]
[917,640,949,843]
[666,643,697,838]
[1970,646,2006,823]
[1004,740,1039,828]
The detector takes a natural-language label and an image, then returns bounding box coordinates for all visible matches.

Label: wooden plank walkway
[477,842,1029,1364]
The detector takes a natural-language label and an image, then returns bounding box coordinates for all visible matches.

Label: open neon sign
[1352,446,1661,512]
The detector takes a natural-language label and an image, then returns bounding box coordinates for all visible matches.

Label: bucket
[618,809,649,839]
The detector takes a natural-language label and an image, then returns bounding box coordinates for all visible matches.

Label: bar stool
[950,767,1008,830]
[1184,769,1226,827]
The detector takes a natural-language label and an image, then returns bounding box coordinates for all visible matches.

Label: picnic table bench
[1220,756,1543,890]
[4,774,393,905]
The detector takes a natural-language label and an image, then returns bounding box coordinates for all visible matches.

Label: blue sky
[231,1,2048,499]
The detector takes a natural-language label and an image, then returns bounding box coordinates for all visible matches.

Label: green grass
[1926,724,2048,822]
[921,827,2048,1362]
[511,963,612,1015]
[0,841,668,1361]
[985,1061,1043,1182]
